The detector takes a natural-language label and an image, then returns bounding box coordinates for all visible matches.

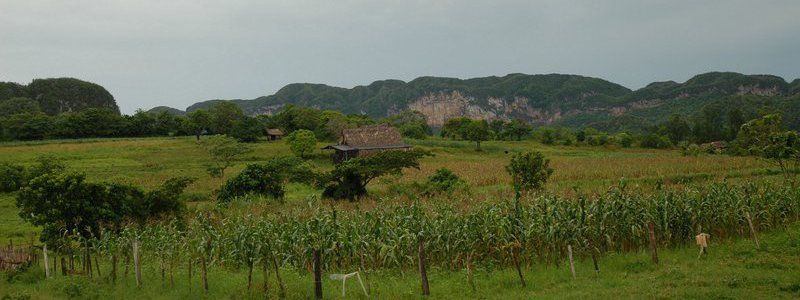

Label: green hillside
[0,78,119,115]
[176,72,799,132]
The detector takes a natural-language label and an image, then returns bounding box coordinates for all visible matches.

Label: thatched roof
[340,124,406,147]
[266,128,284,136]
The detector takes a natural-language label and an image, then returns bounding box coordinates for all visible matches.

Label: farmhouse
[265,128,284,141]
[323,124,412,163]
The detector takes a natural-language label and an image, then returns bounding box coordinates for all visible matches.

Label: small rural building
[323,124,412,163]
[265,128,284,141]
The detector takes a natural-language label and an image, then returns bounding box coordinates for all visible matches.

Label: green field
[1,136,798,299]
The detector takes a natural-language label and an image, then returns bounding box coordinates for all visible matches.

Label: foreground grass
[2,225,799,299]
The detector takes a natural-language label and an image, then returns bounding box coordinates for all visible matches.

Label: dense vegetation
[180,72,800,133]
[1,132,799,298]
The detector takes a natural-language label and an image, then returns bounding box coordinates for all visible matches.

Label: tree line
[0,100,432,142]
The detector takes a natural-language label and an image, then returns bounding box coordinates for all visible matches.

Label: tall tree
[209,102,244,134]
[184,109,212,140]
[466,120,492,151]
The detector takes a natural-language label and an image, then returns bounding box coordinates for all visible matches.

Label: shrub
[639,134,672,149]
[286,129,317,158]
[681,143,703,156]
[417,168,467,195]
[506,151,553,199]
[0,162,26,192]
[217,156,314,202]
[27,155,66,179]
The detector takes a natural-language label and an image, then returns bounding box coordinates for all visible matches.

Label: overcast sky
[2,0,799,114]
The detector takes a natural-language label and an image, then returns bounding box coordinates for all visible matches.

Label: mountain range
[4,73,797,132]
[171,72,800,131]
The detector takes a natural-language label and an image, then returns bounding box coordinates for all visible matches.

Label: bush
[27,155,66,179]
[286,129,317,158]
[681,143,703,156]
[0,162,26,192]
[506,151,553,198]
[1,292,32,300]
[416,168,467,195]
[639,134,672,149]
[217,156,314,202]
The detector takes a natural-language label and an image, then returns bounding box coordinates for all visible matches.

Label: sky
[2,0,799,114]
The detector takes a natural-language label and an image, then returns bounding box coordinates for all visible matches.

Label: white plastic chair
[329,271,369,297]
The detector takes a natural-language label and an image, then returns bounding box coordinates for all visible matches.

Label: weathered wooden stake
[188,258,192,291]
[133,239,142,288]
[567,245,576,279]
[248,261,254,291]
[744,212,760,249]
[94,254,101,277]
[201,255,208,293]
[466,254,476,291]
[61,257,67,276]
[313,249,322,299]
[648,223,659,264]
[359,252,371,297]
[43,244,50,278]
[85,242,92,278]
[418,236,430,296]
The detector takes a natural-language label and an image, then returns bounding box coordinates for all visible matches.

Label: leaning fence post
[648,223,659,264]
[744,212,760,249]
[418,236,430,296]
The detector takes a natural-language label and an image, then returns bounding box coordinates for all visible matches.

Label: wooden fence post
[133,239,142,288]
[418,236,430,296]
[648,223,659,264]
[43,244,50,278]
[314,249,322,299]
[567,245,576,279]
[744,212,760,249]
[359,252,371,297]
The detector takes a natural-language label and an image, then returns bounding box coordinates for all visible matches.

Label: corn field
[75,181,799,290]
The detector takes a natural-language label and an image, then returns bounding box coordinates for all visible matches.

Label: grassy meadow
[1,136,798,299]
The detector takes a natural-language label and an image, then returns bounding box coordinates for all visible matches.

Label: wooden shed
[323,124,412,163]
[265,128,284,141]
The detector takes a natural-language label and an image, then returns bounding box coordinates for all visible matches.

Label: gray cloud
[2,0,799,113]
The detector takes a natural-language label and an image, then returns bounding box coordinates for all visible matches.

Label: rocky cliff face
[405,91,569,126]
[402,90,670,126]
